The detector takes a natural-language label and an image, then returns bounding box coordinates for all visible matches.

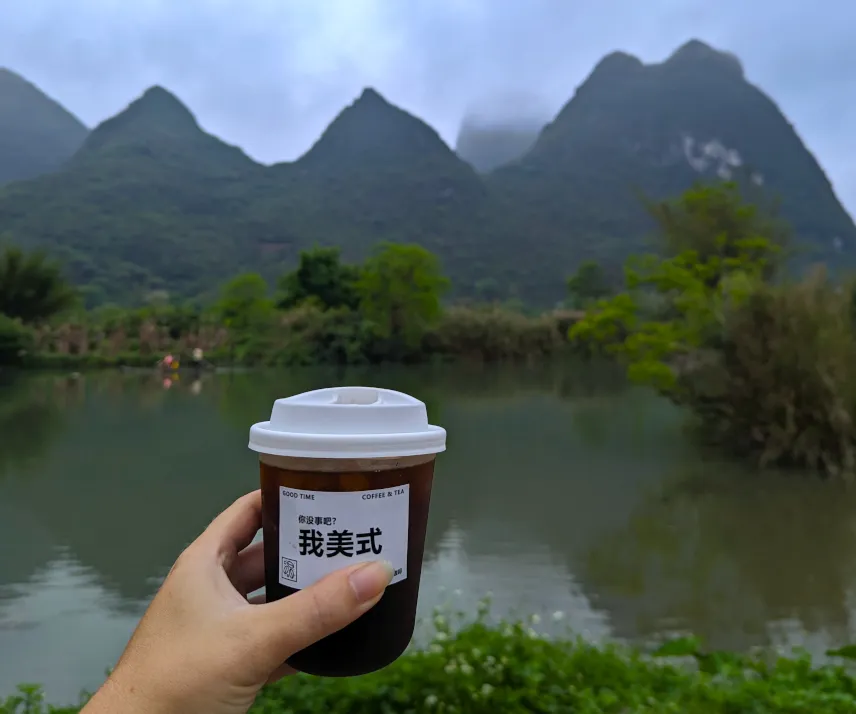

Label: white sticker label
[278,485,409,590]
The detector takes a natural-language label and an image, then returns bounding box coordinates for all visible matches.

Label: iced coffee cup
[248,386,446,677]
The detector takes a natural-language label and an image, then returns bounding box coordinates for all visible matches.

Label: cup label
[278,485,409,589]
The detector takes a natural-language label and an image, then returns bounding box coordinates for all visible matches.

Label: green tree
[277,247,360,311]
[646,181,787,286]
[570,185,781,392]
[566,260,611,308]
[214,273,274,333]
[358,243,449,348]
[0,246,77,323]
[566,185,856,476]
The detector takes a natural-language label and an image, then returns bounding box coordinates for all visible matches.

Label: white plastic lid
[248,386,447,459]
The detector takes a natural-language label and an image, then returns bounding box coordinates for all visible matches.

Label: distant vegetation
[0,241,570,369]
[571,182,856,478]
[0,247,77,365]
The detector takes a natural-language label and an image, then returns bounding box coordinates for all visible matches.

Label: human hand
[81,490,393,714]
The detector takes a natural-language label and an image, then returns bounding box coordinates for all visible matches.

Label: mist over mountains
[0,39,853,307]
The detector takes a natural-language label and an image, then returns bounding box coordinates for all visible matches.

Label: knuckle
[167,542,199,580]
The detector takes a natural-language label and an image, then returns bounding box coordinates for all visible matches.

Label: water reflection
[0,374,73,480]
[0,554,144,702]
[0,373,257,602]
[3,365,856,703]
[585,462,856,653]
[419,521,612,643]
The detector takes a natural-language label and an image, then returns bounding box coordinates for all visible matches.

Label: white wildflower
[481,684,494,696]
[434,631,449,642]
[430,644,443,654]
[425,694,438,707]
[552,610,565,621]
[471,647,482,659]
[460,663,474,675]
[528,628,539,639]
[530,614,541,625]
[444,661,458,674]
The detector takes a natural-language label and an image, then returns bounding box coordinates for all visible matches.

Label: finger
[199,491,262,567]
[247,560,393,663]
[231,541,265,596]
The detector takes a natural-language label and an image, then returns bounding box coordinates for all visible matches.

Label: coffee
[248,387,446,677]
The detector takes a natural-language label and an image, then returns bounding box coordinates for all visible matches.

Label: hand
[81,490,393,714]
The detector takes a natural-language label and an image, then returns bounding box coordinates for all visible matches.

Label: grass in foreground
[4,615,856,713]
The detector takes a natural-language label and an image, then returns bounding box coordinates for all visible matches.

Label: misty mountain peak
[355,87,388,106]
[456,119,541,173]
[129,85,199,128]
[74,84,256,175]
[0,67,89,184]
[79,84,203,157]
[298,86,456,170]
[665,39,744,77]
[589,51,644,81]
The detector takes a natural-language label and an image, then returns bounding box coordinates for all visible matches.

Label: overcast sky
[2,0,855,213]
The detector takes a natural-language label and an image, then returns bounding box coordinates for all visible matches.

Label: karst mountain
[0,40,851,306]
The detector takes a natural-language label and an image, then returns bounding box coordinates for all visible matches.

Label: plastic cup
[248,386,446,677]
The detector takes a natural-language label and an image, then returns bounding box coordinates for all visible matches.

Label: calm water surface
[2,364,856,702]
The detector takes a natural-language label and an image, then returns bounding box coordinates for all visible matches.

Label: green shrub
[678,268,856,477]
[269,304,373,366]
[427,306,565,362]
[6,615,856,713]
[0,314,33,366]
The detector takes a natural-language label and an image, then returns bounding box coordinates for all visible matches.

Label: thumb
[250,560,394,664]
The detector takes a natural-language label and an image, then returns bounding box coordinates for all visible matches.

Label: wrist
[82,668,182,714]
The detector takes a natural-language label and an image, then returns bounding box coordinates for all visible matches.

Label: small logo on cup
[281,557,298,583]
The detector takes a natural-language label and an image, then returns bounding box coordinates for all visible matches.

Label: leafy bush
[0,314,33,365]
[269,304,374,366]
[0,246,78,324]
[5,614,856,714]
[679,267,856,476]
[427,306,564,362]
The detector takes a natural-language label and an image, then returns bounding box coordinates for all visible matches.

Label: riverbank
[13,305,582,371]
[4,617,856,713]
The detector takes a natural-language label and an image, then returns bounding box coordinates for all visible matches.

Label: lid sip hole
[332,387,380,405]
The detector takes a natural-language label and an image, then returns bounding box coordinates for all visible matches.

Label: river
[2,363,856,702]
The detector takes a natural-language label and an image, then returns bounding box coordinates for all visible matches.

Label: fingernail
[349,561,394,603]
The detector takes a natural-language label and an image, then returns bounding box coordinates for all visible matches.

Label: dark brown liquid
[260,457,435,677]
